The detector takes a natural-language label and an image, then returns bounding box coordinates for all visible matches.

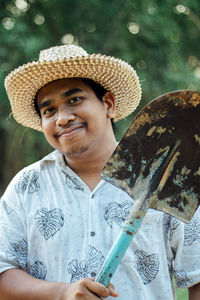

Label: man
[0,45,200,300]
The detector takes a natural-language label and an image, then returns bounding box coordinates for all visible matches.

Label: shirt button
[91,272,96,277]
[91,194,95,199]
[90,231,95,237]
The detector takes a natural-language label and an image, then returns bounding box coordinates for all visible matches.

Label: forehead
[36,78,91,102]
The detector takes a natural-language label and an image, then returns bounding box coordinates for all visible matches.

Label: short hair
[34,78,107,117]
[80,78,107,101]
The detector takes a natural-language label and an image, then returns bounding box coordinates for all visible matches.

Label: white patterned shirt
[0,150,200,300]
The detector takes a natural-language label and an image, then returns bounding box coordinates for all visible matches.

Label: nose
[56,106,76,127]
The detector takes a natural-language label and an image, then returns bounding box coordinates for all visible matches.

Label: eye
[69,97,82,104]
[43,107,56,117]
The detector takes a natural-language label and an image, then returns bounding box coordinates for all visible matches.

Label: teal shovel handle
[95,217,144,287]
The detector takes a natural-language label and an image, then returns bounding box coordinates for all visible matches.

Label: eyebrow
[38,100,52,110]
[62,88,83,98]
[37,88,83,110]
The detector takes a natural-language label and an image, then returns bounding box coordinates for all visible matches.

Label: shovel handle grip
[95,217,144,287]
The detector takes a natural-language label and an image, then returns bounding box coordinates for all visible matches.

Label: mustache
[54,121,86,137]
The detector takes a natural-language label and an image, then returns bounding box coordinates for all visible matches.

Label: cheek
[41,118,55,138]
[41,115,54,127]
[42,125,59,150]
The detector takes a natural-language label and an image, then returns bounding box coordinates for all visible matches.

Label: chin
[63,145,89,159]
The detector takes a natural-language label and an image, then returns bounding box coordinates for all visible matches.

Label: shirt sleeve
[0,174,28,274]
[170,206,200,288]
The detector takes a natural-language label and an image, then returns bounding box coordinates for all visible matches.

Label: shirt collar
[39,150,64,168]
[39,150,106,193]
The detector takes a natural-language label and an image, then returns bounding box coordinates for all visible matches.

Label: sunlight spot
[15,0,29,11]
[34,15,45,25]
[128,22,139,35]
[2,17,15,30]
[61,34,74,44]
[175,4,190,15]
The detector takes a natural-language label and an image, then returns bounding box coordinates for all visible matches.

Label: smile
[56,123,85,139]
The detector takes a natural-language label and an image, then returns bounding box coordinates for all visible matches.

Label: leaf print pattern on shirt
[135,249,159,285]
[35,208,64,240]
[163,213,171,232]
[174,269,193,288]
[67,260,89,282]
[163,213,179,232]
[184,215,200,245]
[6,239,28,269]
[30,261,47,280]
[15,170,40,194]
[67,246,105,283]
[62,171,85,191]
[104,201,133,228]
[163,213,180,246]
[87,246,105,275]
[1,200,15,215]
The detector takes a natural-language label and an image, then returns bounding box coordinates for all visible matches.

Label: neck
[64,134,117,190]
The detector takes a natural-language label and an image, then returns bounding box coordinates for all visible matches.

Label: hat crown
[39,45,88,62]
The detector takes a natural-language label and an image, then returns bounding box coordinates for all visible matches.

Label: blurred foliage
[176,287,188,300]
[1,0,200,195]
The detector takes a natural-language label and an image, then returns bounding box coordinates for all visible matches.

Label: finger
[108,287,119,297]
[108,282,119,297]
[83,279,110,298]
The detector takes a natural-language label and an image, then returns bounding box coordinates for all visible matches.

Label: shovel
[95,90,200,287]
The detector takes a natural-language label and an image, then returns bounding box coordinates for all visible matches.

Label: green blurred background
[1,1,200,297]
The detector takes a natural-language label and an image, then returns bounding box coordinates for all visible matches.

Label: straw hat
[5,45,142,131]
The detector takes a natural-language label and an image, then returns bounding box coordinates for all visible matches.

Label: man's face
[36,78,115,159]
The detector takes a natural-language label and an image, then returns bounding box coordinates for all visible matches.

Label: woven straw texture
[5,45,142,131]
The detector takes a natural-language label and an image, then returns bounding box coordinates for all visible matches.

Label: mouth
[55,123,86,139]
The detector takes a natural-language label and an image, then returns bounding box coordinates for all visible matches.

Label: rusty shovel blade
[102,90,200,223]
[96,90,200,287]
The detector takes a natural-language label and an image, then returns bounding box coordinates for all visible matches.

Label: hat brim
[5,55,141,131]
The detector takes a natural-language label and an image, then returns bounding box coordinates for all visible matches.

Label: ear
[102,92,116,119]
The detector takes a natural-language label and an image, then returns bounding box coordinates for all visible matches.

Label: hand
[61,278,118,299]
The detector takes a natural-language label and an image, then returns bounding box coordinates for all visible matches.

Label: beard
[64,145,89,158]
